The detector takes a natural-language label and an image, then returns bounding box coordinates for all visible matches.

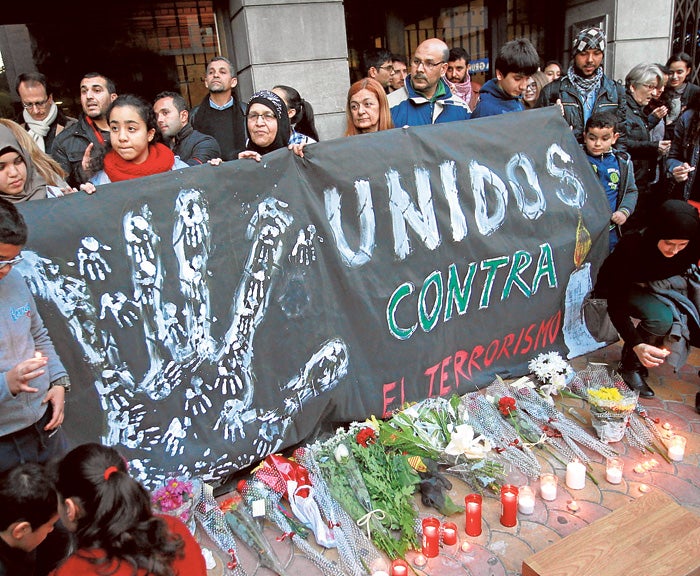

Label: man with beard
[388,38,471,127]
[190,56,246,161]
[444,47,474,109]
[538,27,626,148]
[52,73,117,187]
[389,55,408,93]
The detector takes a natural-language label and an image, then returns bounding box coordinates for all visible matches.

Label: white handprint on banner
[16,189,349,484]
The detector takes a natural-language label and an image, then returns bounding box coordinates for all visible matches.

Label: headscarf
[244,90,290,155]
[642,199,700,274]
[0,124,50,203]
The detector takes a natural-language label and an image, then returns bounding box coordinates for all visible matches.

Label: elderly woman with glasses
[238,90,291,163]
[623,63,670,231]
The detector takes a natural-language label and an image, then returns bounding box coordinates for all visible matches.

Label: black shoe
[620,369,655,397]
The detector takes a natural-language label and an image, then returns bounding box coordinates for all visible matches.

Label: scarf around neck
[444,76,473,107]
[103,142,175,182]
[568,65,603,99]
[23,102,58,152]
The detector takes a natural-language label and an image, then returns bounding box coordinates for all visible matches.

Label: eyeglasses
[247,112,276,122]
[412,58,445,71]
[0,255,23,271]
[21,99,50,110]
[525,84,537,92]
[378,64,395,74]
[641,83,658,90]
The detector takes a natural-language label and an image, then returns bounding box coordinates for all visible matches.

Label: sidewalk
[201,341,700,576]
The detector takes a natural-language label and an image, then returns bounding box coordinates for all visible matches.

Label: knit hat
[572,27,606,54]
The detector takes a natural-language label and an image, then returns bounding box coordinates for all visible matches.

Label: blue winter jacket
[470,79,525,119]
[388,76,471,127]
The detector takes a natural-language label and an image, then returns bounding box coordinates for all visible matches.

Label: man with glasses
[361,48,395,92]
[388,38,471,127]
[15,72,76,156]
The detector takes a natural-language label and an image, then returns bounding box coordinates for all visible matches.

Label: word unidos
[322,143,585,268]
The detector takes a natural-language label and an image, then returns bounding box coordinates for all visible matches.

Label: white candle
[605,457,624,485]
[667,435,686,461]
[518,485,535,514]
[566,461,586,490]
[539,473,557,501]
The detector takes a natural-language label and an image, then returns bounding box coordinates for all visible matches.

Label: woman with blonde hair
[0,118,70,202]
[345,77,394,136]
[523,71,548,110]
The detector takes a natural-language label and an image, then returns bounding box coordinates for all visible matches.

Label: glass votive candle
[421,517,440,558]
[500,484,519,527]
[390,559,409,576]
[442,521,458,546]
[464,493,482,536]
[539,473,558,501]
[667,434,686,461]
[518,484,535,514]
[605,457,624,484]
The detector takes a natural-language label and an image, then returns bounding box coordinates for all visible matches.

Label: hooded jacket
[470,78,525,119]
[0,125,65,203]
[0,268,67,437]
[594,199,700,346]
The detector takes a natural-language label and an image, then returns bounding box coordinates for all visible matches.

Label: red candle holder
[442,521,458,546]
[500,484,519,527]
[464,493,482,537]
[421,516,440,558]
[390,558,409,576]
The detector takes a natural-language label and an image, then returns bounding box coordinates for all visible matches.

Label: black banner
[16,107,610,485]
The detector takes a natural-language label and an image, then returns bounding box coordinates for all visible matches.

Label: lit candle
[442,521,458,546]
[421,517,440,558]
[390,559,409,576]
[667,434,686,461]
[539,473,558,501]
[460,539,470,552]
[633,463,645,474]
[638,483,651,493]
[518,485,535,514]
[500,484,519,527]
[464,493,482,536]
[567,499,579,512]
[605,457,624,485]
[413,554,427,567]
[566,460,586,490]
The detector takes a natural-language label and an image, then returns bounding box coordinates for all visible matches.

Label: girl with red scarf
[81,95,188,192]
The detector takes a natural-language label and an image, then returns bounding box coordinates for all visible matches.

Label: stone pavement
[200,341,700,576]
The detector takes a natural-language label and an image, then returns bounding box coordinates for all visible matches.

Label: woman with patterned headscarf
[238,90,291,162]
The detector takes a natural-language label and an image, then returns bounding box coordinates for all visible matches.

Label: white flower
[334,444,349,463]
[444,424,491,459]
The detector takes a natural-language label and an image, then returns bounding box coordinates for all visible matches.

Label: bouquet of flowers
[151,476,197,534]
[219,491,291,576]
[310,420,419,558]
[587,384,638,443]
[528,351,574,403]
[378,396,503,493]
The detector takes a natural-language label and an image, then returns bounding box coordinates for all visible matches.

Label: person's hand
[60,186,78,196]
[657,140,671,156]
[652,105,668,119]
[80,182,97,195]
[43,385,65,430]
[611,210,627,225]
[207,158,223,166]
[5,353,47,395]
[555,98,564,116]
[289,143,306,158]
[672,163,695,182]
[633,342,670,368]
[81,142,94,172]
[238,150,262,162]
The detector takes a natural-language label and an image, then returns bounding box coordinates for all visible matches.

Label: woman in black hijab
[595,199,700,396]
[238,90,291,162]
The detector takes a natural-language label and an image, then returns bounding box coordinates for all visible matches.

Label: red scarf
[103,143,175,182]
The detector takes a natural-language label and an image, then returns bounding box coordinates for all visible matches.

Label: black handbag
[582,295,619,343]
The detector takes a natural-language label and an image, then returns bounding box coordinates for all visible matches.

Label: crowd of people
[2,23,700,576]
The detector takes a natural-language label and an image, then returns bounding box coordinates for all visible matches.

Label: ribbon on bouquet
[356,508,386,541]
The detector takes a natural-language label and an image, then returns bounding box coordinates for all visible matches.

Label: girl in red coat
[50,443,206,576]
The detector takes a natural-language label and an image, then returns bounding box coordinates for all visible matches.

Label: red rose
[356,427,376,447]
[498,396,516,416]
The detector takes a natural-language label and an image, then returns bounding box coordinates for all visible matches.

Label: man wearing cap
[538,27,626,148]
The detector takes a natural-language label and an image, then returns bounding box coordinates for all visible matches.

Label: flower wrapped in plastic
[151,476,198,534]
[219,491,291,576]
[378,396,504,493]
[309,420,419,558]
[528,351,575,404]
[587,383,639,443]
